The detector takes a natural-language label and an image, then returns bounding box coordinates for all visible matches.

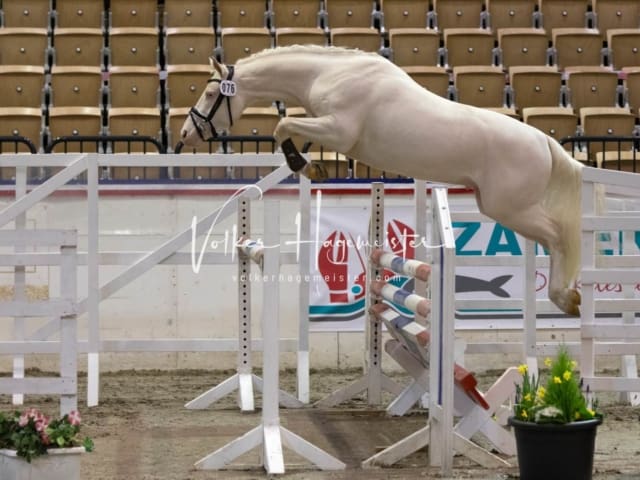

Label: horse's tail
[543,137,583,288]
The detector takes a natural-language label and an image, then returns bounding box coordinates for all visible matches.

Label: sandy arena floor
[2,368,639,480]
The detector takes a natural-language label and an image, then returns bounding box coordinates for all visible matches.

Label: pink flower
[18,413,29,427]
[67,410,81,426]
[35,418,49,432]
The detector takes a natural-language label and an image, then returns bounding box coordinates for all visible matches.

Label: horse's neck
[238,54,321,107]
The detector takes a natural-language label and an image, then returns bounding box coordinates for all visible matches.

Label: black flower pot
[508,417,602,480]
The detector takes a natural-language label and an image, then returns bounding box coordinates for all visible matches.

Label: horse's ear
[209,56,226,77]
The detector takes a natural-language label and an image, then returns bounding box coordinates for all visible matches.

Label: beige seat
[565,66,620,112]
[164,0,214,28]
[444,28,495,67]
[165,65,212,109]
[622,67,640,113]
[595,150,640,171]
[522,106,578,150]
[52,28,105,67]
[49,66,103,107]
[579,106,636,162]
[330,27,383,52]
[402,66,451,98]
[54,0,105,29]
[431,0,484,31]
[323,0,378,29]
[509,65,562,112]
[453,65,511,109]
[0,28,49,68]
[164,27,216,65]
[108,28,160,67]
[0,66,46,108]
[275,27,327,47]
[47,106,103,154]
[228,107,281,179]
[216,0,269,30]
[388,28,440,66]
[592,0,640,41]
[552,28,604,70]
[498,28,549,69]
[0,107,43,180]
[607,29,640,71]
[538,0,591,40]
[379,0,430,30]
[107,107,163,179]
[485,0,537,32]
[269,0,322,29]
[167,108,228,179]
[0,0,51,29]
[220,27,272,64]
[0,107,43,154]
[107,66,160,109]
[109,0,159,28]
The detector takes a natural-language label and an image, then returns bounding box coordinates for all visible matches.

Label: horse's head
[180,57,243,146]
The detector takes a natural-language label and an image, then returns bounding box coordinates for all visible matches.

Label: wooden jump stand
[195,200,345,474]
[360,186,515,475]
[316,182,413,407]
[185,197,303,412]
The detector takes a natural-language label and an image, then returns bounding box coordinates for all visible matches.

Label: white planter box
[0,447,84,480]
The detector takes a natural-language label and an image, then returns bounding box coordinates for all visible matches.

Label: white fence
[0,155,637,408]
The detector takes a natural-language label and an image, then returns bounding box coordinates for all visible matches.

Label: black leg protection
[281,138,308,172]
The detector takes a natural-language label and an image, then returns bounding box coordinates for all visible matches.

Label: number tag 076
[220,80,237,97]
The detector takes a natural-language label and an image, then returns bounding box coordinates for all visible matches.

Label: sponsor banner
[309,206,640,332]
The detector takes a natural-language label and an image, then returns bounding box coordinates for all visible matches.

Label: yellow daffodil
[587,408,595,417]
[570,360,577,370]
[524,393,532,402]
[517,364,528,375]
[521,410,528,419]
[544,357,552,368]
[563,370,572,381]
[553,376,562,384]
[536,386,546,399]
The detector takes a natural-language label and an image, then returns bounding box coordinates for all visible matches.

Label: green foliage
[0,408,92,463]
[513,346,601,424]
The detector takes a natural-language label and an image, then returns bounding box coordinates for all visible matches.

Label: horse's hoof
[568,289,581,317]
[305,162,329,182]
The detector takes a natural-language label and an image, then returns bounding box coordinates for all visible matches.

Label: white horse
[180,45,583,316]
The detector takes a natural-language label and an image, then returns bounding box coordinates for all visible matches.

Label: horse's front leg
[274,116,357,181]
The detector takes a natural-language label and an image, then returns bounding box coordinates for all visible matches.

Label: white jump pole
[196,200,345,473]
[12,165,26,406]
[429,187,456,475]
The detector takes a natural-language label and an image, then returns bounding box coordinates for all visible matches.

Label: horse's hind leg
[274,116,358,181]
[492,205,581,316]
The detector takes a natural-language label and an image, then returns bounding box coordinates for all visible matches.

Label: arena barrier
[580,167,640,405]
[0,228,78,416]
[185,197,304,412]
[195,201,345,474]
[363,249,516,470]
[0,153,312,407]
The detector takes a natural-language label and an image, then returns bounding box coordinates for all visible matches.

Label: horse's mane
[235,45,380,66]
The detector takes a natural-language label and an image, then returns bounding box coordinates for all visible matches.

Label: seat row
[1,25,639,73]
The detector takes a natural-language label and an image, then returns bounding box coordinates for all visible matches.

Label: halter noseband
[188,65,235,141]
